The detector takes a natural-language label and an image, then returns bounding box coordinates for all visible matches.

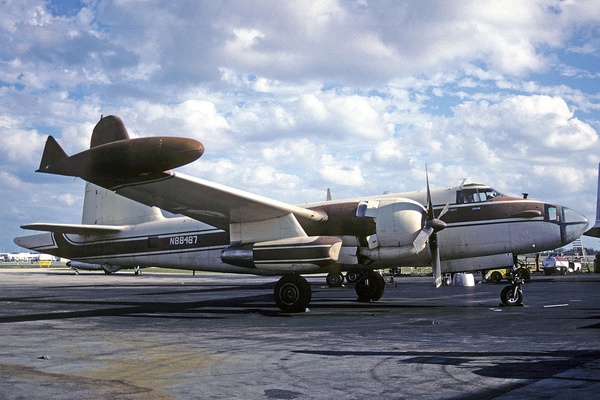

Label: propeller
[412,166,448,287]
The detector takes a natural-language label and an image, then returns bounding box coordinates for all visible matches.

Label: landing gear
[345,271,360,284]
[355,271,386,302]
[500,268,524,306]
[326,272,344,287]
[274,274,311,313]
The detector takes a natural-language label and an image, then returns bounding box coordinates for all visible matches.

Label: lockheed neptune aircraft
[15,116,589,312]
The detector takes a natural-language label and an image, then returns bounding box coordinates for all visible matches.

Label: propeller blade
[426,165,434,220]
[413,226,434,252]
[433,240,442,288]
[438,201,450,219]
[426,165,444,287]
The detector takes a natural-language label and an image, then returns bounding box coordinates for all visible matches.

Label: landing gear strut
[355,271,386,302]
[500,267,524,306]
[274,274,311,313]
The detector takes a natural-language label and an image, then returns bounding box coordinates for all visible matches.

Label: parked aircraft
[14,116,589,312]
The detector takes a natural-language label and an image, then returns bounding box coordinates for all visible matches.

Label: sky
[1,0,600,252]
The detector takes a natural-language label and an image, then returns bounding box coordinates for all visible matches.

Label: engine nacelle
[221,236,343,272]
[358,198,426,249]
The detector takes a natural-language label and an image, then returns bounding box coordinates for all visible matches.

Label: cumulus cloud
[1,0,600,249]
[451,95,598,157]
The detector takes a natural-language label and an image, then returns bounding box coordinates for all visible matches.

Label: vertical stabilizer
[82,182,163,225]
[585,163,600,237]
[37,136,69,172]
[595,163,600,226]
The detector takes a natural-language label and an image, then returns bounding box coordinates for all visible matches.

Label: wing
[103,171,327,231]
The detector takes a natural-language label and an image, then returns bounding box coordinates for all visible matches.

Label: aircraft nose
[561,207,589,245]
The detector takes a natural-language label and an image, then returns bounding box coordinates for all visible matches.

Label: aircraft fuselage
[15,184,587,275]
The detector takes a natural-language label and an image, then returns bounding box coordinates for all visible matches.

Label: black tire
[355,271,386,302]
[326,272,344,287]
[274,275,311,313]
[500,285,523,306]
[490,271,503,284]
[345,272,360,284]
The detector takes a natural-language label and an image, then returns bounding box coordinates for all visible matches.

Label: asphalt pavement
[1,268,599,399]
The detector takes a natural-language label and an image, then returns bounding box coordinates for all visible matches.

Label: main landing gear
[355,270,386,302]
[274,270,387,313]
[274,274,311,313]
[500,268,524,306]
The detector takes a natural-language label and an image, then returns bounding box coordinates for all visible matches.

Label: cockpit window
[456,188,504,204]
[546,205,559,221]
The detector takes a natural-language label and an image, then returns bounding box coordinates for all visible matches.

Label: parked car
[484,267,530,283]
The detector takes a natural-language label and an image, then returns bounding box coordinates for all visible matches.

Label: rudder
[82,182,164,225]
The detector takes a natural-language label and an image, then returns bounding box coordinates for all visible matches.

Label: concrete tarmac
[1,268,599,399]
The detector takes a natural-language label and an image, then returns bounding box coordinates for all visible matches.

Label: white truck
[541,255,581,275]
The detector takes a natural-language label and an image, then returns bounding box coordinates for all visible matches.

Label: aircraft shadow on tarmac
[0,280,455,323]
[295,349,600,383]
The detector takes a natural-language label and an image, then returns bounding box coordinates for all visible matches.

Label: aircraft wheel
[274,274,311,313]
[500,285,523,306]
[326,272,344,287]
[355,271,386,302]
[345,272,360,284]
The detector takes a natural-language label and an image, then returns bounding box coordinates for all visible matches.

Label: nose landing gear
[500,267,524,306]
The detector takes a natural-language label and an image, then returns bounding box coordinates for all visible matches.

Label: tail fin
[82,182,164,225]
[91,115,130,147]
[585,163,600,237]
[37,136,69,172]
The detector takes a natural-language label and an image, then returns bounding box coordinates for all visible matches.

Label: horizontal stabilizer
[20,223,126,235]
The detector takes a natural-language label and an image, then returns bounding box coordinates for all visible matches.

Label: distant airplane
[15,116,589,312]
